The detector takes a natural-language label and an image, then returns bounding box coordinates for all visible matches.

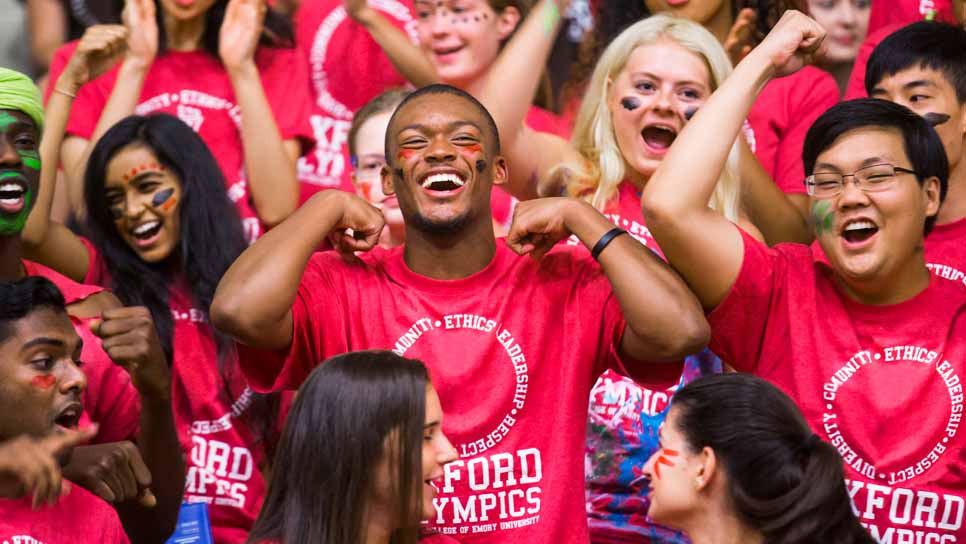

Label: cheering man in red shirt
[643,10,965,543]
[212,84,709,543]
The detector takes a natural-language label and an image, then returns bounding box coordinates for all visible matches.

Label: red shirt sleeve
[706,228,785,374]
[257,47,317,154]
[236,251,350,392]
[79,236,112,287]
[772,68,840,194]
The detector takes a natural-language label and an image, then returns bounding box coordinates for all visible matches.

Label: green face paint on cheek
[19,149,40,171]
[811,200,835,235]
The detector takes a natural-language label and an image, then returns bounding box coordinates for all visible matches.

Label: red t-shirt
[237,241,681,543]
[747,66,840,194]
[926,218,966,288]
[23,260,141,446]
[566,181,661,256]
[0,481,130,543]
[82,242,273,544]
[48,42,315,244]
[709,229,966,543]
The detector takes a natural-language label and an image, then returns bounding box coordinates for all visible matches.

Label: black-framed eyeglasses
[804,163,920,199]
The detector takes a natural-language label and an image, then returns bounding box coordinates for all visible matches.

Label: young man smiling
[866,21,966,286]
[212,85,709,543]
[642,11,965,543]
[0,276,129,543]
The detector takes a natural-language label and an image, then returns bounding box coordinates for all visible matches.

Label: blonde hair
[560,14,741,222]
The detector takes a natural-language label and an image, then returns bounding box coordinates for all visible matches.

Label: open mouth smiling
[840,218,879,246]
[641,124,678,152]
[0,179,27,214]
[419,171,467,196]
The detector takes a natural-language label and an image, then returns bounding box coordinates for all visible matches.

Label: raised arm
[507,197,709,362]
[737,134,813,245]
[220,0,300,227]
[60,0,157,217]
[345,0,438,87]
[211,190,384,350]
[473,0,580,200]
[23,25,130,282]
[641,11,826,309]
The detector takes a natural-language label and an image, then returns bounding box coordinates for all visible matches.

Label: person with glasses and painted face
[641,10,965,543]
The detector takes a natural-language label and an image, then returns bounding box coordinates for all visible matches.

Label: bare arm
[23,25,131,282]
[346,0,438,87]
[61,0,157,216]
[211,190,384,350]
[26,0,68,72]
[507,198,708,361]
[737,134,812,245]
[642,11,826,309]
[220,0,299,226]
[473,0,579,200]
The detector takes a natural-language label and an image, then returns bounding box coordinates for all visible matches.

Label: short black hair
[865,21,966,103]
[384,84,501,162]
[803,99,948,235]
[0,276,67,344]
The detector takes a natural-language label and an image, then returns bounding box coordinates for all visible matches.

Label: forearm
[212,191,343,348]
[566,201,708,361]
[68,59,149,213]
[355,8,437,87]
[645,53,773,220]
[118,395,183,544]
[737,136,812,245]
[229,63,298,226]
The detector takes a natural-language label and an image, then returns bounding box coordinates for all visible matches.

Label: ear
[923,175,942,219]
[381,165,397,196]
[695,446,718,492]
[491,155,509,187]
[495,6,521,42]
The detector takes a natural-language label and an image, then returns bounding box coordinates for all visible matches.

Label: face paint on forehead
[0,111,19,130]
[122,162,166,183]
[30,374,56,389]
[923,112,951,127]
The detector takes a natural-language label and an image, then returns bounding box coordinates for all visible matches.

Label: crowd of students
[0,0,963,543]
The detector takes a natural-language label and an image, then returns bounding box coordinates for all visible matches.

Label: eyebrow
[902,80,937,91]
[398,120,483,134]
[424,420,440,429]
[814,156,894,172]
[21,337,66,351]
[630,71,706,88]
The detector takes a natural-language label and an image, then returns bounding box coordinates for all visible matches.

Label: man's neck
[402,217,497,280]
[0,235,24,281]
[937,157,966,225]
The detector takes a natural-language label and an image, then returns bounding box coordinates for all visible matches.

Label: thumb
[88,317,104,338]
[43,424,99,454]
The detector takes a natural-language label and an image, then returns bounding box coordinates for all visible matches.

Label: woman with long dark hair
[24,112,282,544]
[48,0,313,242]
[248,351,458,544]
[644,373,874,544]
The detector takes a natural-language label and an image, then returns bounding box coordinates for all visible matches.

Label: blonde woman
[475,6,801,542]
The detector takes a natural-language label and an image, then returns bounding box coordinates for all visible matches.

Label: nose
[642,449,659,480]
[653,87,675,115]
[59,358,88,396]
[430,9,452,37]
[425,137,457,164]
[836,175,871,209]
[123,192,148,219]
[835,2,858,27]
[0,136,21,168]
[436,431,459,465]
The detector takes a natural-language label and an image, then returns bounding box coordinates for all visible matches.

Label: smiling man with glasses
[641,11,965,542]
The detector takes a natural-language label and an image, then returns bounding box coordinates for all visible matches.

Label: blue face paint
[684,107,698,121]
[620,97,641,111]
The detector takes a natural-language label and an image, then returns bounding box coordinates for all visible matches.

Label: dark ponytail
[672,373,874,544]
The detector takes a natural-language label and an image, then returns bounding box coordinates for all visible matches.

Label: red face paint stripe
[397,149,417,161]
[30,375,56,389]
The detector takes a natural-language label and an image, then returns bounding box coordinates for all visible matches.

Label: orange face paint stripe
[30,375,56,389]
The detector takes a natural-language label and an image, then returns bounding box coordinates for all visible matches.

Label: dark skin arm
[211,190,384,350]
[86,306,184,544]
[506,197,708,362]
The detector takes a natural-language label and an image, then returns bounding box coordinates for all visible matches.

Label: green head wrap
[0,67,44,135]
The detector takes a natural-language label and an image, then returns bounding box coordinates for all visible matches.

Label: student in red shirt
[26,104,284,541]
[864,22,966,287]
[643,10,964,542]
[1,58,185,542]
[0,276,129,544]
[292,0,418,198]
[48,0,314,243]
[803,0,871,94]
[211,84,709,543]
[642,373,873,544]
[249,351,459,544]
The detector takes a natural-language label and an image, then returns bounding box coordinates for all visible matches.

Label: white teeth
[0,198,20,205]
[844,220,876,231]
[134,221,160,235]
[421,173,465,189]
[0,183,23,193]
